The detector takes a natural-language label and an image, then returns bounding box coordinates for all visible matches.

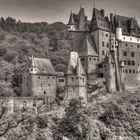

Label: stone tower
[103,52,116,92]
[66,52,87,102]
[79,34,99,82]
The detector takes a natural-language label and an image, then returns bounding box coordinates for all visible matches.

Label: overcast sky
[0,0,140,24]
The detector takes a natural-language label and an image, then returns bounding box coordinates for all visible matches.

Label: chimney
[100,9,105,17]
[110,13,113,22]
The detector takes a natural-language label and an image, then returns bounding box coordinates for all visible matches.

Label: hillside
[0,17,71,96]
[0,90,139,140]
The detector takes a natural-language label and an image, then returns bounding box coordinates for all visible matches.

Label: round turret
[116,27,122,40]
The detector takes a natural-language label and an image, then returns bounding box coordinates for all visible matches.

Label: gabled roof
[30,57,56,75]
[91,8,110,32]
[79,34,98,57]
[114,15,140,36]
[67,52,86,76]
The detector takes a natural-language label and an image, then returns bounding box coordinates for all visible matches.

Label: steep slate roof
[68,11,75,25]
[91,8,110,32]
[30,57,56,75]
[114,15,140,36]
[79,34,98,57]
[67,52,85,76]
[69,7,88,31]
[76,58,86,77]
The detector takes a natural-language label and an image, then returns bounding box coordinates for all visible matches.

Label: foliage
[53,98,90,140]
[0,17,71,96]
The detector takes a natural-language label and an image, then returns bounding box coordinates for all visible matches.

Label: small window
[98,64,103,68]
[107,43,109,48]
[102,41,104,47]
[106,34,108,37]
[129,70,131,73]
[132,61,135,66]
[41,83,43,87]
[83,78,85,82]
[102,50,105,55]
[31,69,33,71]
[72,77,74,82]
[53,77,55,79]
[89,58,92,61]
[123,51,127,56]
[124,60,126,65]
[126,44,128,47]
[133,70,135,73]
[81,58,85,61]
[47,77,49,79]
[128,60,131,65]
[59,79,65,83]
[98,73,104,78]
[126,70,128,73]
[131,52,135,57]
[137,45,139,48]
[38,76,40,79]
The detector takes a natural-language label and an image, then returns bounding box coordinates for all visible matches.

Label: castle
[3,6,140,112]
[67,6,140,88]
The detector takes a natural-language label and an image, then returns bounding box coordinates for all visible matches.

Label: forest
[0,17,71,97]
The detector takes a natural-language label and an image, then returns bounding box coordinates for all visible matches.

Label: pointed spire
[68,10,75,25]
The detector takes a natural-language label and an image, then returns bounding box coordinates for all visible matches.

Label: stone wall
[29,75,57,103]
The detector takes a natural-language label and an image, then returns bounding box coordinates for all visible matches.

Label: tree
[53,98,90,140]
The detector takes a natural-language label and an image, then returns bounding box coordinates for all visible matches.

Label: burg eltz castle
[3,5,140,112]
